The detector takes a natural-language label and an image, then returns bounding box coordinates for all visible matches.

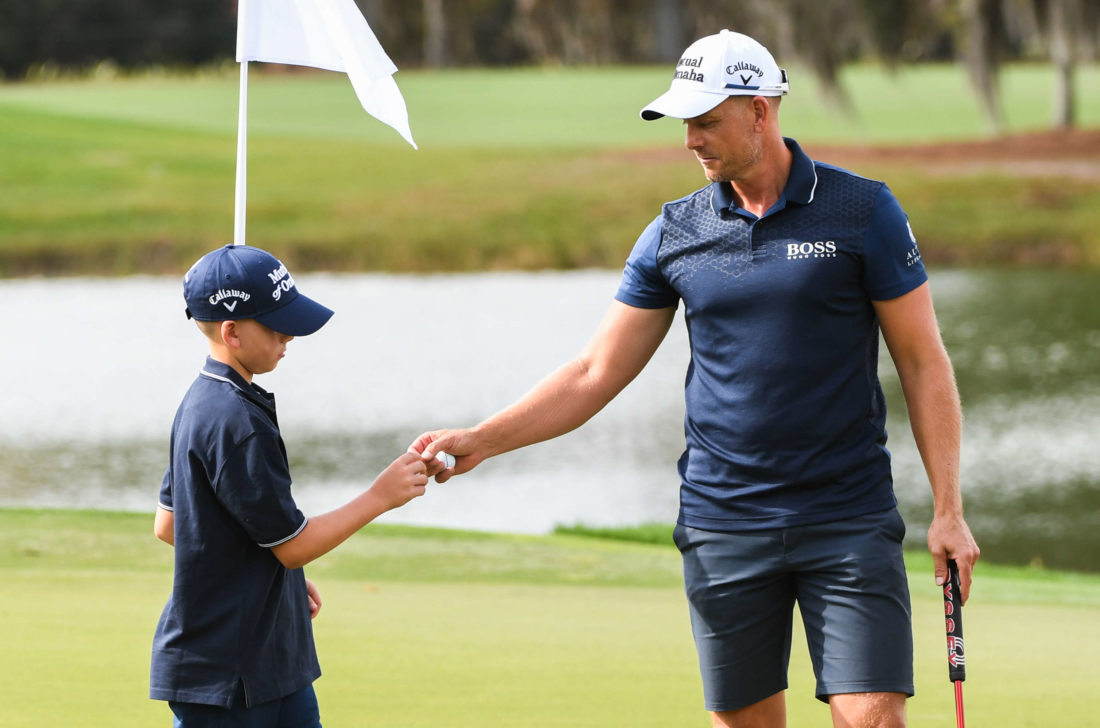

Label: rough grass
[1,509,1098,727]
[1,64,1099,276]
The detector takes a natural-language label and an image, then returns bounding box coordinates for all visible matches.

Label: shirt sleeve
[158,467,173,510]
[214,432,307,548]
[614,215,680,310]
[862,184,928,301]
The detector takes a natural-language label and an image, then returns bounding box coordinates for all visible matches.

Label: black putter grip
[943,559,966,682]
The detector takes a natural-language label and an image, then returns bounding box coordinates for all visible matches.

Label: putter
[943,559,966,728]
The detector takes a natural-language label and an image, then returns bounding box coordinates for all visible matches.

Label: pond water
[1,268,1097,571]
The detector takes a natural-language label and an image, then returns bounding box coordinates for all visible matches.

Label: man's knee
[828,691,907,728]
[711,690,786,728]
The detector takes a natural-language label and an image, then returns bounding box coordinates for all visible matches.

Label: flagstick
[233,60,249,246]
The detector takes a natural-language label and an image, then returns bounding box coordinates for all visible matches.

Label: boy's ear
[220,320,241,349]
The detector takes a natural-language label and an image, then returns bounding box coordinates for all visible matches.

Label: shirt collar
[709,136,818,216]
[782,137,818,205]
[200,356,277,415]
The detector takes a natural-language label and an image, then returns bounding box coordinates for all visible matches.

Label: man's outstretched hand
[409,428,484,483]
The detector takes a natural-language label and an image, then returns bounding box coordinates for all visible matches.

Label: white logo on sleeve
[905,221,922,266]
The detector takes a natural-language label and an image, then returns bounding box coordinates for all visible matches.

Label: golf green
[1,509,1097,726]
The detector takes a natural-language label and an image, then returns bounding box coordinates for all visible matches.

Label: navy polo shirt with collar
[151,357,320,708]
[616,137,928,532]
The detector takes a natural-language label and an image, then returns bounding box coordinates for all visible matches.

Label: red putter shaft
[943,559,966,728]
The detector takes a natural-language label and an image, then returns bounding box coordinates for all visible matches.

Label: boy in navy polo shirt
[151,244,437,727]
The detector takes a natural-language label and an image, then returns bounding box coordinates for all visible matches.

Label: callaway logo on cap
[183,244,334,336]
[640,29,789,121]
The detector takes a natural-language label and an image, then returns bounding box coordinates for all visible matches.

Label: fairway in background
[2,63,1099,148]
[2,64,1099,276]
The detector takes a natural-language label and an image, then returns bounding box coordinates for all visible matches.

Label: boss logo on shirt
[787,241,837,260]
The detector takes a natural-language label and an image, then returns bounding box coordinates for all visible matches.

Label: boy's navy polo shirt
[616,138,928,532]
[151,357,320,708]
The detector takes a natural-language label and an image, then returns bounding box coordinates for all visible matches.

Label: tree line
[2,0,1097,128]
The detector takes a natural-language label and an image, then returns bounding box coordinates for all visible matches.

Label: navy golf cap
[183,244,334,336]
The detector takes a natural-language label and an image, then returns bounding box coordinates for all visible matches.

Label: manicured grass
[1,509,1098,727]
[1,64,1099,275]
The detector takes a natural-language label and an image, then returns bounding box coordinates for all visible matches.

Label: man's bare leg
[828,692,907,728]
[711,691,786,728]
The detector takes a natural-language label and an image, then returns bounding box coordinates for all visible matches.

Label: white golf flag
[236,0,417,148]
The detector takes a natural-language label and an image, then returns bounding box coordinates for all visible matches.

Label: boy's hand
[369,452,430,511]
[305,579,322,619]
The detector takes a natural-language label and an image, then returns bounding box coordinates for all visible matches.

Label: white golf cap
[640,29,789,121]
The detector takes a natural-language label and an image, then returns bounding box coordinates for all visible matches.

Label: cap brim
[640,88,730,121]
[254,294,334,336]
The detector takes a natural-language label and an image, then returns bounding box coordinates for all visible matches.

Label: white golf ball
[434,451,456,469]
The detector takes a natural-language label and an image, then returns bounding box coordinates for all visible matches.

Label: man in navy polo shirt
[152,244,437,727]
[412,31,979,728]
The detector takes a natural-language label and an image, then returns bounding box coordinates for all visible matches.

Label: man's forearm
[414,302,676,478]
[471,356,620,459]
[899,355,963,516]
[468,303,676,460]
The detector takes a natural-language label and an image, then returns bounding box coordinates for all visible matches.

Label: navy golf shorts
[674,508,914,712]
[169,684,321,728]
